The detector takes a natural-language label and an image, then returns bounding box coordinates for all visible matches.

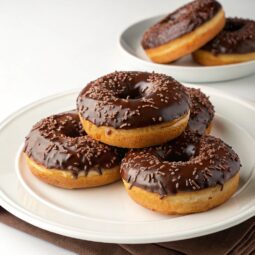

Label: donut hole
[53,112,86,138]
[118,87,142,100]
[225,20,245,32]
[156,143,197,162]
[63,128,84,138]
[118,81,152,100]
[172,144,197,162]
[60,124,85,138]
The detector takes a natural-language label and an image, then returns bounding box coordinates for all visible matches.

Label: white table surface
[0,0,254,254]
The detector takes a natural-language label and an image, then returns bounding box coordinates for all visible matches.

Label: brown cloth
[1,207,255,255]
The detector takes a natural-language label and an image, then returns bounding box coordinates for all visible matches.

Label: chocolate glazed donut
[77,71,190,148]
[193,17,255,65]
[141,0,225,63]
[121,136,241,215]
[24,111,123,189]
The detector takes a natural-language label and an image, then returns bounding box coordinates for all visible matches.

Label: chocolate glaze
[77,71,190,129]
[202,17,255,54]
[142,0,222,49]
[164,87,215,161]
[121,136,240,197]
[186,87,214,135]
[24,111,123,177]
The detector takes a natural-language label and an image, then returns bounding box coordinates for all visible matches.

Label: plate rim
[118,14,255,71]
[1,190,255,243]
[1,87,255,243]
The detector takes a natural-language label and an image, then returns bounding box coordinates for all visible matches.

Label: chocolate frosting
[202,17,255,54]
[165,87,215,162]
[24,111,122,176]
[142,0,222,49]
[77,71,190,129]
[186,87,214,135]
[121,136,240,197]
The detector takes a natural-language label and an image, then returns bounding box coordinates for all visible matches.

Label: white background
[0,0,255,254]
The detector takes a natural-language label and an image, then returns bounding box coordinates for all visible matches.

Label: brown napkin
[1,207,254,255]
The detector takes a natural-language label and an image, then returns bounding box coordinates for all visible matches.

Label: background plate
[1,87,255,243]
[119,15,255,83]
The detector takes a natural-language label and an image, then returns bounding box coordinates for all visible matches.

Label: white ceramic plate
[1,87,255,244]
[119,15,255,83]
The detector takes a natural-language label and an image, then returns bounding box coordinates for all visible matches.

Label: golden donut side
[122,172,240,215]
[205,122,213,135]
[144,9,225,64]
[79,111,190,148]
[193,49,255,66]
[25,154,120,189]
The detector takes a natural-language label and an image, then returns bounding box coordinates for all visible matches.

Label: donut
[193,17,255,65]
[77,71,190,148]
[141,0,225,64]
[23,111,123,189]
[120,135,241,215]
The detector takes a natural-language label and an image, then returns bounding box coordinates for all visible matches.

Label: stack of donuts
[24,71,241,215]
[141,0,255,65]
